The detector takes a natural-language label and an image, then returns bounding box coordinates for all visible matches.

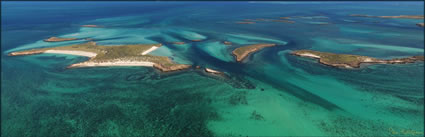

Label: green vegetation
[292,50,424,68]
[51,42,158,61]
[232,44,276,62]
[293,50,368,66]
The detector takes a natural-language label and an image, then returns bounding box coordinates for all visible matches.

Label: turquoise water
[1,1,424,136]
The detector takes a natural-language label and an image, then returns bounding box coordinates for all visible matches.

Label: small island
[191,39,203,42]
[292,50,424,68]
[204,68,223,74]
[81,25,101,28]
[417,23,424,27]
[172,42,186,45]
[271,20,295,24]
[223,41,232,45]
[236,21,256,24]
[308,22,330,25]
[350,14,424,19]
[232,43,276,62]
[44,37,78,42]
[8,42,191,72]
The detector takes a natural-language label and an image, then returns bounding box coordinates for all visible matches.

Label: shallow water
[1,1,424,136]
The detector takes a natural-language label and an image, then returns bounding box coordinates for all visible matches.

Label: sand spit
[141,46,159,55]
[68,60,155,68]
[44,50,97,57]
[205,68,223,74]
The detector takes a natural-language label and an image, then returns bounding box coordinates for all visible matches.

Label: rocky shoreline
[292,50,424,68]
[153,63,191,72]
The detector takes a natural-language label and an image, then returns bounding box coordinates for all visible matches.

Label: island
[8,42,191,72]
[243,19,255,21]
[223,41,232,45]
[172,42,186,45]
[81,25,101,28]
[291,50,424,68]
[191,39,203,42]
[308,22,330,25]
[349,14,424,19]
[417,23,424,27]
[44,37,78,42]
[271,19,295,24]
[232,43,276,62]
[204,68,223,74]
[236,21,256,24]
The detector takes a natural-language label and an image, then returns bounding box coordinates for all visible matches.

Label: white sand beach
[299,53,321,58]
[44,50,97,57]
[68,60,155,68]
[141,46,159,55]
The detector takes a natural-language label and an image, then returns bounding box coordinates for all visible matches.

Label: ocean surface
[1,1,424,136]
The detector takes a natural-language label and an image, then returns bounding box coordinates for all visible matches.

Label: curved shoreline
[232,43,277,62]
[292,50,424,68]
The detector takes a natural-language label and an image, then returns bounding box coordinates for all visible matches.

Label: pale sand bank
[205,68,222,74]
[141,46,159,55]
[44,50,97,57]
[298,53,320,58]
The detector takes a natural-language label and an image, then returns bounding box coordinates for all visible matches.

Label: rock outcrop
[153,63,191,72]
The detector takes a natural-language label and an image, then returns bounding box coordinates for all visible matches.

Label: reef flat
[232,43,276,62]
[292,50,424,68]
[8,42,191,72]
